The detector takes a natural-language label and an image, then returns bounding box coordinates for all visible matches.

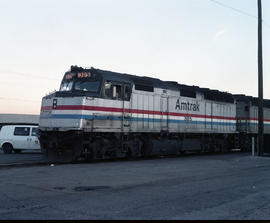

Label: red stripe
[41,106,52,110]
[41,105,236,120]
[239,117,270,122]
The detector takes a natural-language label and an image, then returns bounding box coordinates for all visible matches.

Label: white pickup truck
[0,125,40,154]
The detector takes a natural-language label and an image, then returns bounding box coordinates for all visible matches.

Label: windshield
[74,80,100,92]
[60,81,73,91]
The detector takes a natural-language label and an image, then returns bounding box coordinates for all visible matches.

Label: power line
[0,70,61,81]
[209,0,258,19]
[209,0,270,29]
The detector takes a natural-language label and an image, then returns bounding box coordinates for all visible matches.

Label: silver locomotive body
[39,66,237,162]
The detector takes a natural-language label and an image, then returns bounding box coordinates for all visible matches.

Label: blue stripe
[40,114,236,126]
[240,123,270,126]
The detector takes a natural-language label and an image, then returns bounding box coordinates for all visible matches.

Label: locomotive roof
[233,94,270,108]
[70,66,234,103]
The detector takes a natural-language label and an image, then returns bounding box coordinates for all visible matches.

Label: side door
[161,96,168,131]
[13,127,30,149]
[122,84,132,132]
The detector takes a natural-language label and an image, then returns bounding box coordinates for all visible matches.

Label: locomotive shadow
[53,150,248,166]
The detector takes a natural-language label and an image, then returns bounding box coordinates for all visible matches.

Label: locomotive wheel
[47,147,76,163]
[92,139,104,159]
[2,144,13,154]
[128,137,142,158]
[179,150,186,155]
[141,139,153,157]
[126,148,132,159]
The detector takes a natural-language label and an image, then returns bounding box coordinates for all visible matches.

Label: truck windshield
[74,80,100,92]
[60,81,73,91]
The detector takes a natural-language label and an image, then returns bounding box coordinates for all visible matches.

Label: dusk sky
[0,0,269,114]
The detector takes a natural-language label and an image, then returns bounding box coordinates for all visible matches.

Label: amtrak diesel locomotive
[39,66,270,162]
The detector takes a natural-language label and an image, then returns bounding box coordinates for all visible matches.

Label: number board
[77,72,91,78]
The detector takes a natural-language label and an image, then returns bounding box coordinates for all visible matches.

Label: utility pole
[258,0,264,156]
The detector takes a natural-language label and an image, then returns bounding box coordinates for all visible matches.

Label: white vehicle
[0,125,40,154]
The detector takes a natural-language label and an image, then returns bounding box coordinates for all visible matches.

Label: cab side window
[103,81,123,100]
[104,81,113,99]
[14,127,30,136]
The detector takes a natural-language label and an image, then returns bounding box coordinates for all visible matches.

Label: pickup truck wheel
[14,149,21,154]
[3,144,13,154]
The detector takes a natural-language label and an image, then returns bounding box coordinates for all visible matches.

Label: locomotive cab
[39,66,133,162]
[59,67,103,98]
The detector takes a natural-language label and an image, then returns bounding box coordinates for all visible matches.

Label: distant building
[0,114,39,128]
